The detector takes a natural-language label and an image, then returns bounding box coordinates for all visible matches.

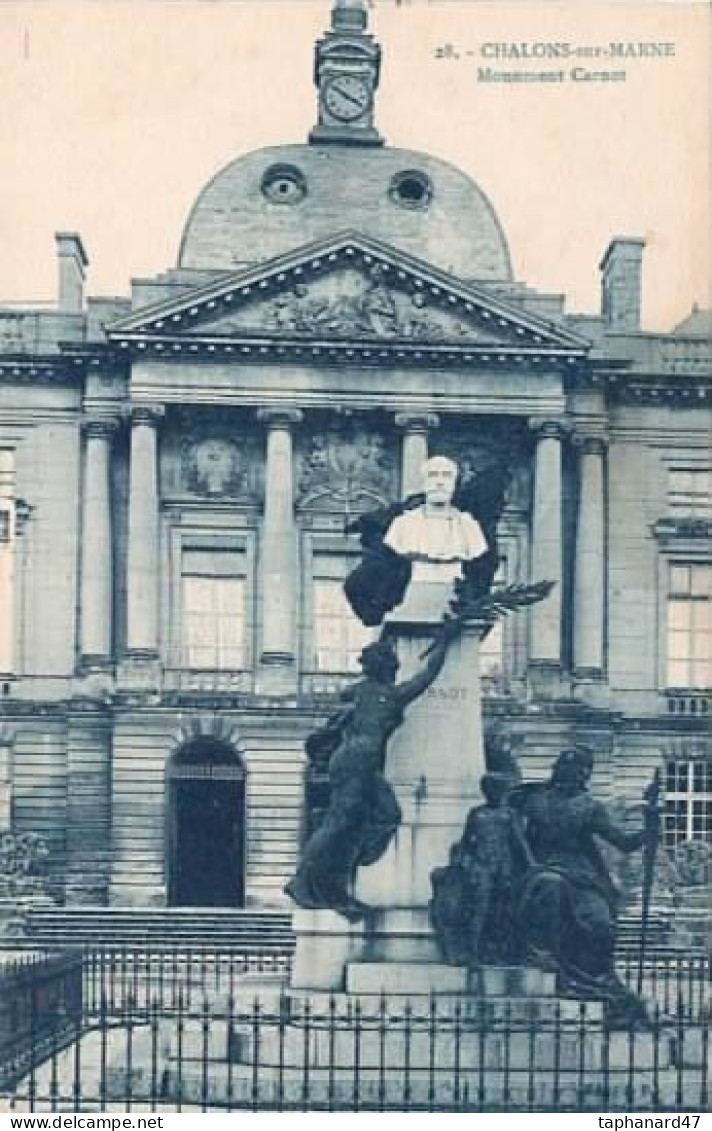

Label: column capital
[82,416,119,440]
[128,403,165,427]
[256,406,304,429]
[527,417,568,441]
[394,411,440,435]
[572,432,608,456]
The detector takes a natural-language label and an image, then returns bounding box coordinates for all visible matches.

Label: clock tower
[309,0,384,147]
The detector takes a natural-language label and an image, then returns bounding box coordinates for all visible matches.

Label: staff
[637,768,662,999]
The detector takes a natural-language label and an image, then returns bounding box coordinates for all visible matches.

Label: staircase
[14,906,680,957]
[616,910,673,952]
[18,906,296,954]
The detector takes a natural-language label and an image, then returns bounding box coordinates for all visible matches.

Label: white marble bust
[384,455,488,585]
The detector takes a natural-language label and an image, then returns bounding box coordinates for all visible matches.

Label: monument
[286,454,558,997]
[159,455,662,1109]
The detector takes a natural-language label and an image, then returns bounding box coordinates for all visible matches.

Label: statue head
[422,455,458,506]
[480,771,513,806]
[359,638,399,683]
[551,745,594,792]
[485,725,521,781]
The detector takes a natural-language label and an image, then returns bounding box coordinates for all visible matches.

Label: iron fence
[81,946,292,1015]
[617,951,711,1022]
[4,989,710,1113]
[74,945,711,1023]
[1,947,709,1113]
[0,952,83,1091]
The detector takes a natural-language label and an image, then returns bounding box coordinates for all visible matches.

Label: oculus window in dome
[261,165,308,206]
[179,146,513,281]
[389,170,433,211]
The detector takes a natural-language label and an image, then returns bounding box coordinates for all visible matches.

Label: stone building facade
[0,0,709,908]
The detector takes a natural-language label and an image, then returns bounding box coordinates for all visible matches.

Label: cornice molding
[111,333,587,370]
[569,364,711,404]
[0,357,81,385]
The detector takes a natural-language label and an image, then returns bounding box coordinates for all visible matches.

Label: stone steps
[19,907,296,952]
[616,913,673,950]
[17,905,676,958]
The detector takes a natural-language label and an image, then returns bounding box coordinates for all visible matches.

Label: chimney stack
[599,237,645,331]
[55,232,88,313]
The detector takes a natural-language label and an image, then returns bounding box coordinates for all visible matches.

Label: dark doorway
[167,740,246,907]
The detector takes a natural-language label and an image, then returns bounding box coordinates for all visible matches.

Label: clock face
[324,74,372,122]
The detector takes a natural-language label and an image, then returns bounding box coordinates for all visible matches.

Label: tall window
[666,563,712,689]
[663,758,712,850]
[668,468,712,517]
[313,576,374,673]
[181,549,245,670]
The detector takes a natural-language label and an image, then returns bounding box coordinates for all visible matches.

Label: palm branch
[450,579,556,624]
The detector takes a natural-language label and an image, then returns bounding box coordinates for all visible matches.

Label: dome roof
[178,143,513,282]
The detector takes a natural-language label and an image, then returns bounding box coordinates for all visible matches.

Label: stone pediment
[108,232,588,355]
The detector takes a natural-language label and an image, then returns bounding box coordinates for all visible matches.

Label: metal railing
[1,947,709,1113]
[0,953,83,1091]
[4,988,710,1113]
[74,945,711,1024]
[81,947,292,1015]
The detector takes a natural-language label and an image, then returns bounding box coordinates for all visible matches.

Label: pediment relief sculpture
[297,427,395,510]
[182,267,503,345]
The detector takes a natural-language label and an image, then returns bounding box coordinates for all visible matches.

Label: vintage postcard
[0,0,710,1118]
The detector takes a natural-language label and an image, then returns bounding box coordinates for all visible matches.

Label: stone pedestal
[291,587,488,994]
[290,909,366,992]
[355,599,486,912]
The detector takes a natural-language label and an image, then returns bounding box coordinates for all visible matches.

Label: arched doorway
[167,740,246,907]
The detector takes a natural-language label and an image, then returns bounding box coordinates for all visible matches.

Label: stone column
[529,420,564,686]
[0,449,14,676]
[573,435,606,679]
[126,405,163,656]
[395,412,439,496]
[79,419,116,666]
[256,407,302,692]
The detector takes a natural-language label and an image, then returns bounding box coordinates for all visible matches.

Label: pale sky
[0,0,709,331]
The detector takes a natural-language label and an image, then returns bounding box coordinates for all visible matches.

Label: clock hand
[332,83,366,108]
